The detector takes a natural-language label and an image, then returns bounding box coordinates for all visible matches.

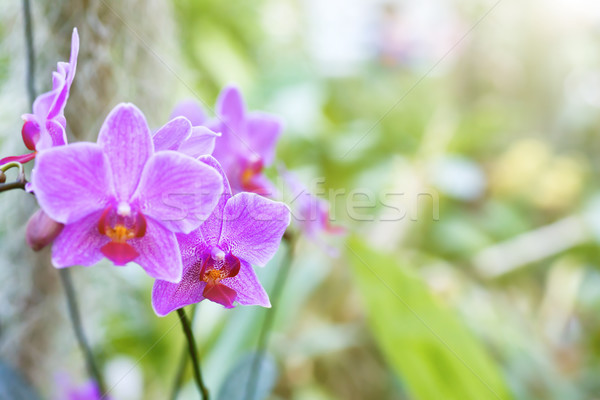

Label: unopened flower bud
[26,209,64,251]
[0,171,5,184]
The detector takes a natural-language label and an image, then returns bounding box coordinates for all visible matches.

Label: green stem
[59,269,107,393]
[177,308,209,400]
[170,305,198,400]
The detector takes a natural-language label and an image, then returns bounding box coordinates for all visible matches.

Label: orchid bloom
[32,103,223,282]
[152,156,290,315]
[0,28,79,165]
[172,86,283,196]
[280,166,344,253]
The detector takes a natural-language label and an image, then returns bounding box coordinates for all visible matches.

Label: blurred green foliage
[348,237,511,400]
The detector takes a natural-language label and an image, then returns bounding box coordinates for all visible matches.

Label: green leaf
[347,238,512,400]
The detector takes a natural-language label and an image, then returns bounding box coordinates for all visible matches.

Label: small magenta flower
[32,103,223,282]
[153,116,220,158]
[172,86,283,196]
[0,28,79,165]
[152,156,290,315]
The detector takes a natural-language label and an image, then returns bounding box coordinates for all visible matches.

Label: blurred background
[1,0,600,399]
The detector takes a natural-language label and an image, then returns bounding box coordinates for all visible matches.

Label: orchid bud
[26,209,63,251]
[0,171,5,183]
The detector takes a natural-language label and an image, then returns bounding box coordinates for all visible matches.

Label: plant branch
[59,269,107,393]
[0,180,27,193]
[177,308,209,400]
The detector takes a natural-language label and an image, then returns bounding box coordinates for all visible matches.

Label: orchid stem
[22,0,36,105]
[177,308,209,400]
[170,305,198,400]
[245,232,295,400]
[0,180,27,193]
[59,269,107,394]
[0,162,27,193]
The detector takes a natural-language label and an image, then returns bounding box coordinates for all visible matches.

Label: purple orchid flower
[280,166,345,253]
[0,28,79,166]
[24,114,219,253]
[171,86,283,196]
[31,103,223,282]
[152,156,290,315]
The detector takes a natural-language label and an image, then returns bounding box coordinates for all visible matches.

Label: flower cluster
[1,28,343,316]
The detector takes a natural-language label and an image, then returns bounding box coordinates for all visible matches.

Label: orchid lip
[199,252,241,307]
[98,204,147,265]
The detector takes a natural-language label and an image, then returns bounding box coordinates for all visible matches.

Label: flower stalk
[0,162,27,193]
[59,269,106,394]
[177,308,209,400]
[170,304,198,400]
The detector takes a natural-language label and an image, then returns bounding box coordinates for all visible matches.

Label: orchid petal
[32,143,114,224]
[97,103,153,201]
[216,85,246,128]
[221,260,270,307]
[153,117,192,152]
[179,126,220,158]
[151,252,208,316]
[47,28,79,120]
[129,217,183,282]
[51,210,109,268]
[32,90,57,121]
[246,112,282,166]
[37,119,68,152]
[196,156,232,246]
[133,151,222,234]
[220,193,290,266]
